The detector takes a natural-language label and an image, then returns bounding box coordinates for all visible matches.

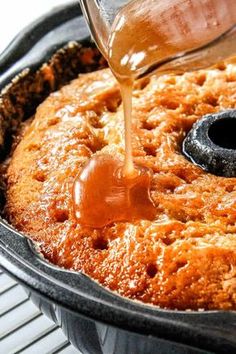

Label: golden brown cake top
[5,64,236,310]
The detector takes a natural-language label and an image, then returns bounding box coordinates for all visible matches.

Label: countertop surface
[0,0,73,55]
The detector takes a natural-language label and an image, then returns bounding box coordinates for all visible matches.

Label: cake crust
[5,65,236,310]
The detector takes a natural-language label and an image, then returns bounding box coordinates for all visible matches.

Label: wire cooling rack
[0,269,80,354]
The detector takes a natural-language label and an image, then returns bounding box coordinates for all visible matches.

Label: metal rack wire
[0,269,79,354]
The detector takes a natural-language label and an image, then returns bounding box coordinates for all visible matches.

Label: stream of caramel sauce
[73,0,236,228]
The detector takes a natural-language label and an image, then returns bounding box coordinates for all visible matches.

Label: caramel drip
[120,82,134,176]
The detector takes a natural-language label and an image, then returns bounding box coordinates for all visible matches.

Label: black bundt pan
[0,2,236,354]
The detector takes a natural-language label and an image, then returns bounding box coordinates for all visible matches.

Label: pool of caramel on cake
[4,64,236,310]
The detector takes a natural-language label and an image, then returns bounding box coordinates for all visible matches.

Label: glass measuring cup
[80,0,236,78]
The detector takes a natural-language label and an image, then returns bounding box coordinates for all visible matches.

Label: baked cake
[4,64,236,310]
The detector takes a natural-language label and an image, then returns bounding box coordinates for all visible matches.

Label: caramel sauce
[73,154,156,228]
[107,0,236,80]
[74,0,236,228]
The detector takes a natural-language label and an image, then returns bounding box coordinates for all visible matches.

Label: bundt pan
[0,2,236,354]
